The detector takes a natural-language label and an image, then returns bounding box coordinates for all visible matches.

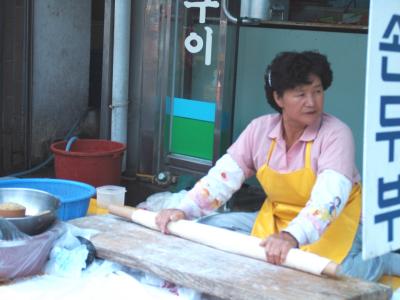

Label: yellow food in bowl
[0,202,26,218]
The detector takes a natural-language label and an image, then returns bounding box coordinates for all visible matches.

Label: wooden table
[70,214,392,300]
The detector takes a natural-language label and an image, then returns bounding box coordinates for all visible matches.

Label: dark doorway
[0,0,31,176]
[89,0,105,109]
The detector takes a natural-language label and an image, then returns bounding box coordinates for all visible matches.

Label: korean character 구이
[184,0,220,24]
[184,26,213,66]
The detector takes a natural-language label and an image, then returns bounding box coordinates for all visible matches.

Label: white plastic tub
[96,185,126,209]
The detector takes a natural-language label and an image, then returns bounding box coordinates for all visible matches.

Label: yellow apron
[380,275,400,290]
[251,139,361,264]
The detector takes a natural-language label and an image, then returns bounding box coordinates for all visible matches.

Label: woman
[156,51,400,281]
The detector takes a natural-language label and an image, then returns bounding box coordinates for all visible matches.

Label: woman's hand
[155,209,187,234]
[259,231,299,265]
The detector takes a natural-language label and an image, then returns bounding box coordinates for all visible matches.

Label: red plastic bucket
[50,139,126,187]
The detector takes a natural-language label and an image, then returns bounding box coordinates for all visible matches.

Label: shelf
[255,20,368,33]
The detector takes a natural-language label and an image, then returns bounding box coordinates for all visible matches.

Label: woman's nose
[304,94,315,106]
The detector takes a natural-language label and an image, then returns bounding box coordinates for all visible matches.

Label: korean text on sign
[183,0,220,66]
[363,0,400,260]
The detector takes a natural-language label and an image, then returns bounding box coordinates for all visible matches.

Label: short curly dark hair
[264,51,333,113]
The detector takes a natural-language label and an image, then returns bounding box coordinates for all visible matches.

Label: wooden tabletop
[70,214,392,300]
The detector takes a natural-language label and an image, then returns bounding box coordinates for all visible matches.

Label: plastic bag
[44,223,97,277]
[45,243,89,277]
[137,190,188,212]
[393,288,400,300]
[0,221,65,280]
[0,218,29,241]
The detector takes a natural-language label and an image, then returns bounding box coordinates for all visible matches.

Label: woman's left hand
[259,232,299,265]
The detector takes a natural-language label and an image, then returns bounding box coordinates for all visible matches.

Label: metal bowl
[0,188,60,235]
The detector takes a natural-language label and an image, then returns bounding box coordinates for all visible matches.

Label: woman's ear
[273,91,283,109]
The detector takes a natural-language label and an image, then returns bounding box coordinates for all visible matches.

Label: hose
[65,136,79,152]
[3,155,55,178]
[2,108,91,178]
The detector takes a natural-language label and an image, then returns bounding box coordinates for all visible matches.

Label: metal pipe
[222,0,270,24]
[100,0,114,140]
[25,0,34,170]
[167,0,180,165]
[125,0,145,177]
[111,0,131,171]
[221,0,238,23]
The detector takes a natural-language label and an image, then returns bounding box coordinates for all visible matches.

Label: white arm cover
[178,154,245,219]
[284,169,352,246]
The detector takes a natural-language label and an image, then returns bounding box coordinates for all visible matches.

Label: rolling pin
[108,205,339,278]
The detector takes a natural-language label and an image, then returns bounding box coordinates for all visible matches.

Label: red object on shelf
[51,139,126,187]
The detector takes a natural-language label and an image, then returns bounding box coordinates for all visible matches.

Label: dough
[108,205,337,277]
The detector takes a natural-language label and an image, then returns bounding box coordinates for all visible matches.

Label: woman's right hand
[155,209,187,234]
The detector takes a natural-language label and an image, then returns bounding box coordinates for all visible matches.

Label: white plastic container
[96,185,126,209]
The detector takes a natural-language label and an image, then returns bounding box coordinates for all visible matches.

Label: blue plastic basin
[0,178,95,221]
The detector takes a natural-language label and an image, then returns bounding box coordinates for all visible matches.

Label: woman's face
[274,74,324,129]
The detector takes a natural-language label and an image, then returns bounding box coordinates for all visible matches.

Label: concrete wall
[31,0,91,162]
[234,27,367,174]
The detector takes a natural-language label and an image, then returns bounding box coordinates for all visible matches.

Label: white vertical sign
[363,0,400,259]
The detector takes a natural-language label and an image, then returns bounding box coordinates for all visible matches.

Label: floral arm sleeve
[177,154,246,219]
[284,169,352,246]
